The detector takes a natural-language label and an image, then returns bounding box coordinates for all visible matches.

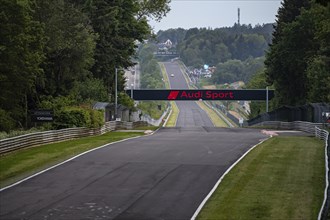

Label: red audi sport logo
[167,91,180,100]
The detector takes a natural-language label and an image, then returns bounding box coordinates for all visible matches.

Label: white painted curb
[190,137,271,220]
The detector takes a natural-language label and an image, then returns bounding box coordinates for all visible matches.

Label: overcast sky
[149,0,283,32]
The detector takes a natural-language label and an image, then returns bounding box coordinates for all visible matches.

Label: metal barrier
[251,121,323,134]
[141,107,170,126]
[0,121,149,154]
[317,128,329,220]
[248,103,330,125]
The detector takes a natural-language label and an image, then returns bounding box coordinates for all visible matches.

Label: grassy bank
[159,62,179,127]
[166,101,179,127]
[196,101,229,127]
[0,132,144,187]
[197,136,325,220]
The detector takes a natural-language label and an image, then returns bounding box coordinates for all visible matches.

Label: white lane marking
[190,137,271,220]
[0,133,157,192]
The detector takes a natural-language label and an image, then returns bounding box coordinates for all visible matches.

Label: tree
[71,78,109,103]
[82,0,150,101]
[212,60,244,84]
[214,43,231,63]
[265,0,330,106]
[0,0,45,128]
[246,70,272,119]
[34,0,97,97]
[305,3,330,103]
[136,0,171,22]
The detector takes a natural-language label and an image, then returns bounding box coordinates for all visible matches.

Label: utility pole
[266,86,269,112]
[115,68,118,120]
[238,8,240,26]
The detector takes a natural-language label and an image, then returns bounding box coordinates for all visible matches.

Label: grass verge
[0,131,144,188]
[159,62,171,89]
[166,101,179,127]
[197,136,325,220]
[159,62,179,127]
[196,101,228,127]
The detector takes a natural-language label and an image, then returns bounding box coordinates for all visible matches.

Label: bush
[54,107,104,129]
[0,109,16,132]
[89,109,104,128]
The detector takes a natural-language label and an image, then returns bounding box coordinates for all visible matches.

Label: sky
[148,0,283,32]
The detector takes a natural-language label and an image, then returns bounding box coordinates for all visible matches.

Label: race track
[0,61,269,220]
[163,62,214,127]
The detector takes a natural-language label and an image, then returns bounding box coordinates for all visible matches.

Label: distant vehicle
[170,74,174,77]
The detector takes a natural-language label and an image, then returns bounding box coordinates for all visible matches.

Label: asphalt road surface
[163,62,214,127]
[0,62,269,220]
[0,128,268,220]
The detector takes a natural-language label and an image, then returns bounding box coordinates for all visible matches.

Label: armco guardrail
[141,107,170,126]
[317,127,329,220]
[0,121,148,154]
[251,121,324,134]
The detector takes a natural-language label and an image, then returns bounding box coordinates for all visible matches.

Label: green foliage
[55,107,91,128]
[137,43,167,119]
[0,131,143,187]
[55,107,104,129]
[246,70,274,119]
[38,96,104,129]
[138,101,166,119]
[176,24,273,67]
[71,77,109,103]
[86,0,150,97]
[118,92,135,111]
[157,28,186,45]
[34,0,97,97]
[0,0,45,127]
[137,0,171,22]
[38,96,75,111]
[265,0,329,107]
[306,56,330,103]
[197,136,324,219]
[89,109,104,128]
[0,109,15,132]
[139,44,164,89]
[0,0,170,132]
[212,57,265,84]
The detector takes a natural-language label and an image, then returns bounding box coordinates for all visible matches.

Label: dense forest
[0,0,170,132]
[156,24,273,84]
[137,44,167,119]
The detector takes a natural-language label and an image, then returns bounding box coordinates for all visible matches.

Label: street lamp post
[266,86,269,113]
[115,68,118,120]
[131,83,134,99]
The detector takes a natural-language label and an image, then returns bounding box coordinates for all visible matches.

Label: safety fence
[0,121,148,154]
[317,127,329,220]
[141,107,170,126]
[248,103,330,125]
[251,121,324,134]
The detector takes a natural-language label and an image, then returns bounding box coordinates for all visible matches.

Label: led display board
[126,89,274,101]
